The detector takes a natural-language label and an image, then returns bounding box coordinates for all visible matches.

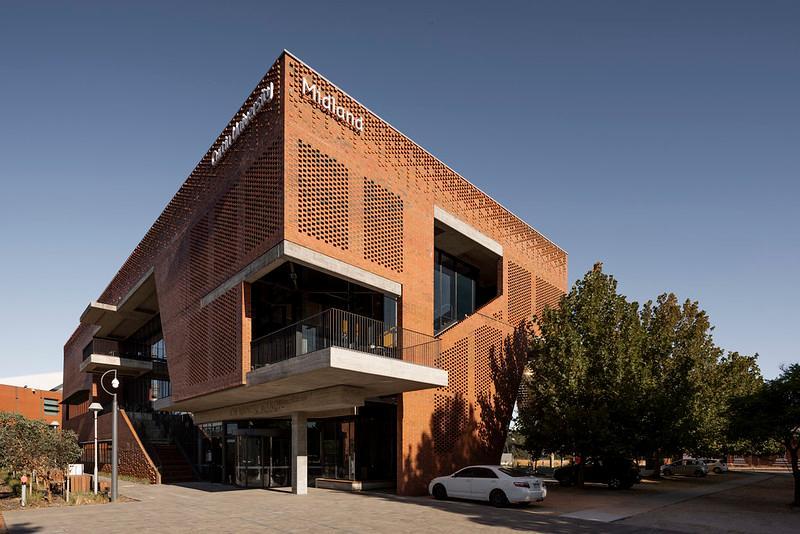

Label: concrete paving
[559,473,772,522]
[1,473,780,533]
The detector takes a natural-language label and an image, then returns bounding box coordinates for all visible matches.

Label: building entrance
[232,427,291,488]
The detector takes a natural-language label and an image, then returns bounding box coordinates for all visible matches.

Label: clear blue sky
[0,1,797,379]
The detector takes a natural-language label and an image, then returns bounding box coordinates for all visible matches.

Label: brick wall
[61,51,567,495]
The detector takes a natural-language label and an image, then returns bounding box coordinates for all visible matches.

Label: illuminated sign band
[302,77,364,133]
[211,82,274,166]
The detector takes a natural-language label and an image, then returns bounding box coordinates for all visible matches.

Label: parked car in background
[429,465,547,506]
[660,458,708,477]
[699,458,728,474]
[553,457,641,489]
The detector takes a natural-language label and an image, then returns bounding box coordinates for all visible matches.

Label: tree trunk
[790,446,799,507]
[650,452,662,479]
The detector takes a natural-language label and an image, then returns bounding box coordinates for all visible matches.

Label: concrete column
[291,412,308,495]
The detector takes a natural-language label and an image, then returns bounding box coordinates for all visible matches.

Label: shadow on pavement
[348,489,670,533]
[165,481,247,493]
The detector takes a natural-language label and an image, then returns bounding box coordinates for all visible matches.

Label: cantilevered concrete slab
[191,386,365,424]
[434,206,503,257]
[156,347,447,416]
[79,354,153,376]
[79,270,159,339]
[201,240,402,307]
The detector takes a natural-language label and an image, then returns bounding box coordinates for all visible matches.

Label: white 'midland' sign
[302,77,364,133]
[211,82,274,166]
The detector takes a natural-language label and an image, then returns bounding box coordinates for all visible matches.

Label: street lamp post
[88,402,103,495]
[99,370,120,502]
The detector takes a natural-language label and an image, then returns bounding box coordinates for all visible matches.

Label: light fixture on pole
[88,402,103,495]
[99,369,120,502]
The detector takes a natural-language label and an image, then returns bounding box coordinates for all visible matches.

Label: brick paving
[1,473,778,533]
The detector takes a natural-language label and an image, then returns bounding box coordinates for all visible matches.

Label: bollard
[20,475,28,507]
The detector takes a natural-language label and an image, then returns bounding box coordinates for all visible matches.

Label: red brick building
[62,51,567,494]
[0,383,62,423]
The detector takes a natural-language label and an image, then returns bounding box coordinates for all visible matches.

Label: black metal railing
[82,338,156,362]
[251,308,440,369]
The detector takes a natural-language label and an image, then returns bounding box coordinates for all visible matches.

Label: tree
[519,263,765,483]
[729,364,800,506]
[699,351,764,455]
[477,321,530,462]
[519,263,646,483]
[0,412,81,499]
[637,294,727,472]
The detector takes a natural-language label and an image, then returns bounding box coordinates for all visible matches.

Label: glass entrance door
[234,431,292,488]
[236,436,264,488]
[267,435,291,488]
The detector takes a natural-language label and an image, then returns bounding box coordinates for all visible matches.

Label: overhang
[79,354,153,377]
[156,346,447,418]
[79,270,159,339]
[201,240,402,307]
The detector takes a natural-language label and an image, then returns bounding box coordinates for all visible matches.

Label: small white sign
[67,463,84,475]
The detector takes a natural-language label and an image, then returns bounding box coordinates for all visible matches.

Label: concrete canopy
[156,346,447,420]
[79,270,159,339]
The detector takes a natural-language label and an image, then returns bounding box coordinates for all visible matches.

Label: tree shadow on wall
[476,322,530,462]
[399,322,530,496]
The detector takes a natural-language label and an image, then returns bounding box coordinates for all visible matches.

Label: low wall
[69,409,161,484]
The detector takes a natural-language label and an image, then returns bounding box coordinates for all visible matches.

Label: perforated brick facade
[62,52,567,495]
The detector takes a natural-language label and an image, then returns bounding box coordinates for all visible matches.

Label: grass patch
[68,492,110,505]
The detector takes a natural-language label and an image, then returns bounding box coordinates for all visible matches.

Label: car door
[679,459,694,475]
[447,468,476,498]
[468,467,500,500]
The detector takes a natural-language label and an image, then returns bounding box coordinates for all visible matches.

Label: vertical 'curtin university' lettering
[211,82,275,166]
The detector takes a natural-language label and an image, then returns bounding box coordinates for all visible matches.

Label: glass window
[473,467,498,479]
[439,253,455,329]
[453,468,476,478]
[499,467,532,477]
[455,271,475,322]
[383,295,397,329]
[434,249,480,333]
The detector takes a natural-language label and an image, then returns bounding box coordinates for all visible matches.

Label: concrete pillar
[291,412,308,495]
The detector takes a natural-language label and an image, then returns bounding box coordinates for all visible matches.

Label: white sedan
[700,458,729,474]
[428,465,547,506]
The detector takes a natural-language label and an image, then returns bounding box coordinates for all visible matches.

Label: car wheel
[662,468,672,476]
[432,484,448,500]
[608,477,622,490]
[713,467,722,474]
[489,489,509,507]
[695,470,705,477]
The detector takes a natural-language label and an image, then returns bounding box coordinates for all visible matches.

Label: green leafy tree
[0,412,81,499]
[519,264,765,482]
[519,263,646,483]
[638,294,725,471]
[699,351,764,455]
[729,364,800,506]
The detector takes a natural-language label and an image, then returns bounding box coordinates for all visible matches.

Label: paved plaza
[2,473,794,533]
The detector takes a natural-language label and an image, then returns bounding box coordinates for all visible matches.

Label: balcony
[80,338,168,378]
[166,309,447,422]
[251,308,439,369]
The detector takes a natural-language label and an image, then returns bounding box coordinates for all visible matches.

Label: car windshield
[499,468,532,477]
